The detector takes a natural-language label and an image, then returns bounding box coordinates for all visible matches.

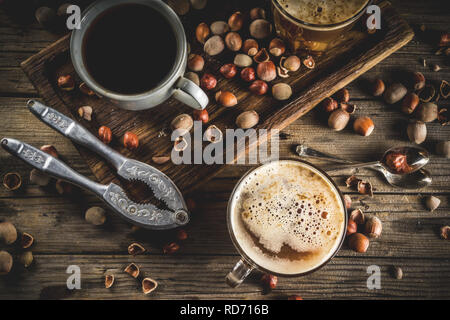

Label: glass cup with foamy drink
[271,0,372,53]
[226,160,347,287]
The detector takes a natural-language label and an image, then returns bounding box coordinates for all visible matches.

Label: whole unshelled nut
[163,242,180,254]
[384,83,407,104]
[249,19,272,39]
[249,80,268,95]
[190,0,207,10]
[250,7,266,20]
[353,117,375,136]
[272,83,292,101]
[225,32,242,51]
[328,109,350,131]
[200,73,217,90]
[228,12,244,31]
[167,0,190,15]
[216,91,237,107]
[193,109,209,123]
[322,97,338,113]
[123,132,139,150]
[257,61,276,82]
[204,35,225,56]
[348,233,369,253]
[188,54,204,72]
[269,38,286,57]
[347,219,357,236]
[241,67,256,82]
[98,126,112,144]
[220,63,237,79]
[371,79,385,96]
[210,21,229,35]
[282,55,301,72]
[40,145,59,158]
[364,216,382,238]
[0,251,13,275]
[57,74,75,91]
[401,92,419,114]
[412,72,426,91]
[85,206,106,226]
[416,102,438,122]
[335,88,350,103]
[436,141,450,158]
[234,54,253,67]
[185,72,200,86]
[261,273,278,290]
[242,39,259,56]
[171,114,194,132]
[236,111,259,129]
[407,120,427,144]
[195,22,210,44]
[0,222,17,245]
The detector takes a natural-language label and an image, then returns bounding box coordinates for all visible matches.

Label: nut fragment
[353,116,374,136]
[57,75,75,91]
[185,72,200,86]
[383,83,407,104]
[40,145,59,158]
[124,263,140,278]
[152,156,171,164]
[242,39,259,56]
[225,32,242,51]
[204,125,223,143]
[0,251,13,275]
[424,196,441,211]
[371,79,385,96]
[193,109,209,123]
[105,274,115,289]
[249,80,268,95]
[123,132,139,150]
[272,83,292,100]
[346,219,357,236]
[200,73,217,90]
[436,141,450,158]
[0,222,17,245]
[328,109,350,131]
[228,12,244,31]
[128,242,146,256]
[346,175,361,188]
[98,126,112,144]
[187,54,205,72]
[171,114,194,132]
[303,56,315,69]
[407,120,427,144]
[167,0,190,15]
[418,84,436,102]
[204,35,225,56]
[392,266,403,280]
[220,63,237,79]
[3,172,22,191]
[343,195,352,209]
[440,226,450,240]
[210,21,229,35]
[78,106,93,121]
[30,169,51,187]
[142,278,158,295]
[79,82,95,96]
[340,103,357,114]
[411,72,426,91]
[254,48,270,64]
[249,19,272,39]
[163,242,180,254]
[234,54,253,67]
[21,232,34,249]
[357,180,373,197]
[236,111,259,129]
[401,93,420,114]
[85,207,106,226]
[195,22,210,44]
[257,61,276,82]
[416,102,438,122]
[216,91,238,107]
[348,233,369,253]
[269,38,286,57]
[350,209,365,225]
[364,216,382,238]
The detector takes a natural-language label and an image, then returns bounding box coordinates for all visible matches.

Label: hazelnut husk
[85,207,106,226]
[204,35,225,56]
[187,54,204,72]
[328,109,350,131]
[128,242,146,256]
[210,21,229,35]
[424,195,441,212]
[57,75,75,91]
[249,19,272,39]
[30,169,51,187]
[171,114,194,132]
[152,156,171,164]
[249,80,268,96]
[220,63,237,79]
[272,83,292,101]
[0,222,17,245]
[0,251,13,275]
[19,251,33,268]
[364,216,382,238]
[105,274,115,289]
[142,277,158,295]
[436,141,450,158]
[440,226,450,240]
[228,12,244,31]
[353,117,375,136]
[347,219,357,236]
[384,83,407,104]
[163,242,180,254]
[3,172,22,191]
[242,39,259,56]
[225,32,242,51]
[124,263,140,278]
[350,209,365,225]
[348,233,369,253]
[195,22,210,44]
[21,232,34,249]
[269,38,286,57]
[416,102,438,122]
[371,79,385,96]
[204,125,223,143]
[401,93,420,114]
[236,111,259,129]
[257,61,276,82]
[407,120,427,144]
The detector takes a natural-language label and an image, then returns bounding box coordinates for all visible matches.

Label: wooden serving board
[21,0,413,197]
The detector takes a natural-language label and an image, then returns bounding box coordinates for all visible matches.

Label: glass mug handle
[173,76,209,110]
[226,259,254,288]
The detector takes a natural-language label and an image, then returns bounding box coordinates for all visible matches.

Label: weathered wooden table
[0,0,449,299]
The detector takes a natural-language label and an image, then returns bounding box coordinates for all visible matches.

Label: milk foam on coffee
[230,160,345,275]
[278,0,368,25]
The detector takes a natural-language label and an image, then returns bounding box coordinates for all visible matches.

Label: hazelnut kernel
[216,91,237,107]
[98,126,112,144]
[187,54,204,72]
[123,132,139,150]
[40,145,59,158]
[195,22,210,44]
[200,73,217,90]
[249,80,268,96]
[220,63,238,79]
[241,67,256,82]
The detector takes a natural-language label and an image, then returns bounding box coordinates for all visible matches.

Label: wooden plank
[0,254,448,299]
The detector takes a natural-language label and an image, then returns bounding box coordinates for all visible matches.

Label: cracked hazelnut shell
[124,263,140,278]
[142,278,158,294]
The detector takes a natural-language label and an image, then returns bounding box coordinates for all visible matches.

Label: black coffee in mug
[83,3,177,95]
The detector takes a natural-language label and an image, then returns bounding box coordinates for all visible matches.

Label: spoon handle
[295,144,355,164]
[325,161,383,173]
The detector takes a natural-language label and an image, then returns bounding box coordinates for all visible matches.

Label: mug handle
[173,76,209,110]
[226,259,254,288]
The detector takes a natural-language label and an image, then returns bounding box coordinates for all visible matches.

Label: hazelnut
[85,206,106,226]
[35,6,57,29]
[357,180,373,197]
[254,48,270,64]
[216,91,238,107]
[163,242,180,254]
[250,7,266,20]
[250,19,272,39]
[57,74,75,91]
[340,103,356,114]
[282,55,301,72]
[440,80,449,99]
[21,232,34,249]
[236,111,259,129]
[241,67,256,82]
[407,120,427,144]
[288,295,303,300]
[261,273,278,290]
[432,64,441,72]
[350,209,365,225]
[123,132,139,150]
[210,21,229,36]
[257,61,276,82]
[30,169,51,187]
[0,222,17,245]
[335,88,350,103]
[343,195,352,209]
[424,195,440,211]
[204,35,225,56]
[40,145,59,158]
[142,278,158,295]
[371,79,385,96]
[416,102,438,122]
[171,114,194,132]
[200,73,217,90]
[220,63,238,79]
[78,106,93,121]
[436,141,450,158]
[0,251,13,275]
[353,117,375,136]
[105,274,115,289]
[174,137,188,152]
[328,109,350,131]
[303,56,316,69]
[190,0,207,10]
[124,263,140,278]
[2,172,22,191]
[193,109,209,123]
[98,126,112,144]
[234,54,253,67]
[347,219,357,236]
[79,82,95,96]
[440,226,450,240]
[167,0,190,15]
[185,72,200,86]
[439,32,450,47]
[225,32,242,51]
[364,216,382,238]
[391,266,403,280]
[128,242,146,256]
[204,125,223,143]
[19,251,33,268]
[195,22,210,44]
[321,97,338,113]
[152,156,171,164]
[249,80,268,96]
[272,83,292,101]
[228,11,244,31]
[401,92,419,114]
[346,175,361,188]
[384,83,407,104]
[187,54,204,72]
[269,38,286,57]
[348,233,369,253]
[177,229,188,241]
[243,39,259,56]
[412,72,426,91]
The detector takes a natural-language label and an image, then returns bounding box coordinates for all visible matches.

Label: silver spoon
[296,144,432,189]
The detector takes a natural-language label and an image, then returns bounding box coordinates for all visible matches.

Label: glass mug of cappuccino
[226,159,347,287]
[271,0,372,53]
